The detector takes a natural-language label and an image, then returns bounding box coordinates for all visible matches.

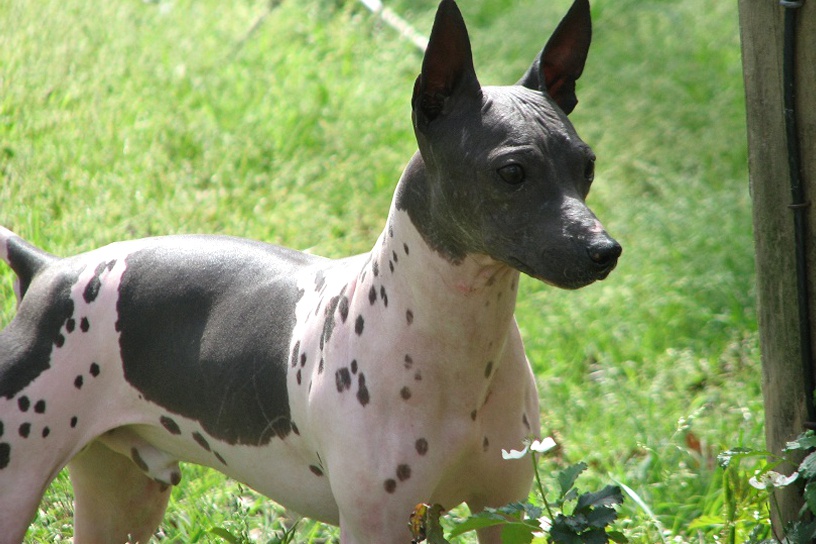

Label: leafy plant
[410,438,627,543]
[715,431,816,544]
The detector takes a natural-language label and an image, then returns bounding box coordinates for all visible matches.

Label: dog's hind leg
[69,440,172,543]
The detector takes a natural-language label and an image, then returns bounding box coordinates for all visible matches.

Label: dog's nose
[587,238,622,270]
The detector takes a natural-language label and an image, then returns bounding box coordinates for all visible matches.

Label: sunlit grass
[0,0,759,541]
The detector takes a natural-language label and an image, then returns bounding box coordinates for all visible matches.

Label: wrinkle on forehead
[478,86,582,150]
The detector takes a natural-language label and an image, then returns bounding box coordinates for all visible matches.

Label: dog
[0,0,620,541]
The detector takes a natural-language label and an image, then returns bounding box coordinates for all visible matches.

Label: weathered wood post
[738,0,816,531]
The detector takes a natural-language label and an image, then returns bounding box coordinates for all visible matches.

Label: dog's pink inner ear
[413,0,480,123]
[518,0,591,115]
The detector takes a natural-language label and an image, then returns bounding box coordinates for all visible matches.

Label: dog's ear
[517,0,591,115]
[412,0,481,129]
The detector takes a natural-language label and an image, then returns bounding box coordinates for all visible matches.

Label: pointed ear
[517,0,591,115]
[412,0,481,128]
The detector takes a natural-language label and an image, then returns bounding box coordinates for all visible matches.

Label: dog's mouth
[506,256,617,290]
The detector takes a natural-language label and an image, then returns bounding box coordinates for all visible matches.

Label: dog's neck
[364,155,521,406]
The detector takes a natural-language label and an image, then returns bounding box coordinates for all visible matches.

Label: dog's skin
[0,0,620,542]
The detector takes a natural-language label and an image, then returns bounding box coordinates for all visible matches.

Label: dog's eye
[498,164,525,185]
[584,159,595,182]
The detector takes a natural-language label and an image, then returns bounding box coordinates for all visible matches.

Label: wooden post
[738,0,816,531]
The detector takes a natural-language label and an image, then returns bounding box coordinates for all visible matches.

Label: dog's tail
[1,226,57,302]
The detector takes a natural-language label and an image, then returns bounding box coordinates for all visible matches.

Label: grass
[0,0,760,541]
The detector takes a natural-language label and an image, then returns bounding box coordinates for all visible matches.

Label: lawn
[0,0,761,541]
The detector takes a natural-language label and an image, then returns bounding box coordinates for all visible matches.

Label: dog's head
[397,0,620,289]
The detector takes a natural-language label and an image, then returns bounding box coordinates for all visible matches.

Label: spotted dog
[0,0,620,542]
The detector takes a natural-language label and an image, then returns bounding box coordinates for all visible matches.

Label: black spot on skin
[392,251,398,264]
[42,427,50,438]
[357,374,370,406]
[487,276,496,287]
[116,239,306,446]
[296,287,305,301]
[336,368,352,392]
[89,363,100,377]
[80,317,90,332]
[309,464,324,476]
[160,416,181,435]
[355,315,364,335]
[339,296,350,323]
[19,423,30,438]
[70,416,78,428]
[384,479,397,493]
[389,261,394,273]
[404,354,413,369]
[171,471,182,485]
[389,225,394,238]
[414,371,422,381]
[484,361,493,379]
[368,285,377,304]
[55,334,65,348]
[470,410,477,421]
[192,432,211,452]
[318,358,324,374]
[66,318,75,333]
[321,295,342,349]
[483,436,489,451]
[84,261,109,303]
[296,369,302,385]
[373,260,379,277]
[18,396,30,412]
[74,376,83,389]
[0,443,10,469]
[380,286,388,307]
[291,421,300,435]
[314,270,326,292]
[34,400,46,414]
[351,359,358,374]
[397,464,411,481]
[404,243,409,255]
[131,447,149,472]
[400,387,412,400]
[291,340,301,368]
[406,310,414,325]
[214,452,227,466]
[415,438,428,456]
[522,413,531,431]
[106,260,116,272]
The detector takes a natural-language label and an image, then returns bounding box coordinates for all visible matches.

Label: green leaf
[575,486,625,513]
[446,511,507,539]
[586,506,618,529]
[557,463,588,498]
[804,481,816,516]
[799,451,816,479]
[500,522,537,544]
[784,519,816,544]
[209,527,242,544]
[785,431,816,452]
[549,521,584,544]
[607,530,629,543]
[581,528,611,544]
[717,447,759,469]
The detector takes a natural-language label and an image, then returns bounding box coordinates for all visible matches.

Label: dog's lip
[505,256,613,290]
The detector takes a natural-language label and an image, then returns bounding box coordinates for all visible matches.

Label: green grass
[0,0,760,541]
